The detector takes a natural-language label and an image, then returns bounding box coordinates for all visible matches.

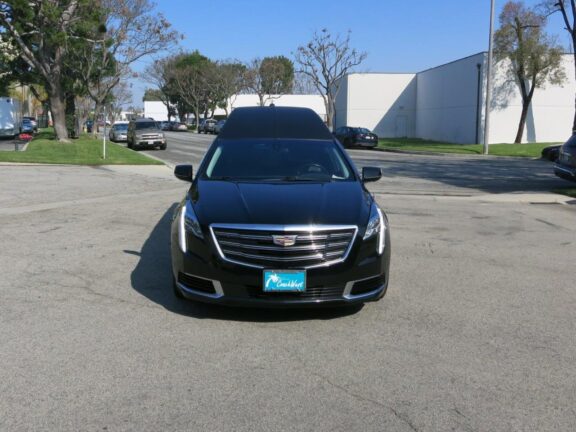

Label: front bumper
[354,139,378,148]
[171,224,391,308]
[136,138,166,147]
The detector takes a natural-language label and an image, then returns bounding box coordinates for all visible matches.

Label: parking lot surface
[1,148,575,431]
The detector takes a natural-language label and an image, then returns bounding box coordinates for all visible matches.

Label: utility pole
[103,107,107,160]
[484,0,496,155]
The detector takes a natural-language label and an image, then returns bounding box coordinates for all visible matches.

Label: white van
[0,97,22,138]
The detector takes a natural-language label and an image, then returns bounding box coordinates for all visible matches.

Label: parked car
[171,106,390,307]
[20,119,35,134]
[0,97,21,138]
[334,126,379,149]
[214,119,226,134]
[554,135,576,182]
[541,144,561,162]
[127,119,166,150]
[22,116,38,132]
[174,122,189,132]
[109,122,129,142]
[198,118,217,134]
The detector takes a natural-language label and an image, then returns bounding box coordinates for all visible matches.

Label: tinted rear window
[219,107,332,140]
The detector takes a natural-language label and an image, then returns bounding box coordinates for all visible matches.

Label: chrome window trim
[177,273,224,299]
[209,224,358,270]
[343,275,385,300]
[554,165,576,176]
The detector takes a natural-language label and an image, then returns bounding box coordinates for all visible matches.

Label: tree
[0,0,105,140]
[208,61,246,116]
[143,58,177,120]
[71,0,180,136]
[165,51,212,127]
[541,0,576,133]
[293,72,319,95]
[495,1,566,143]
[294,29,367,129]
[244,56,294,106]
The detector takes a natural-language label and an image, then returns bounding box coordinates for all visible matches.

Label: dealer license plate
[263,270,306,292]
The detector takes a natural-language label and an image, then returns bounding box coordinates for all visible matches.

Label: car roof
[218,106,332,140]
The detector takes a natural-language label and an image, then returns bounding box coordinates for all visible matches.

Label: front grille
[246,283,345,300]
[351,275,386,296]
[177,272,216,294]
[211,225,357,269]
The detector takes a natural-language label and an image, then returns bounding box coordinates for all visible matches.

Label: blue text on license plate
[263,270,306,292]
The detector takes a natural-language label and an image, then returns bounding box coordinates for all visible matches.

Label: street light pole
[484,0,496,155]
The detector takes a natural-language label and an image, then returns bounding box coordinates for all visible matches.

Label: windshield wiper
[281,176,333,182]
[208,176,234,181]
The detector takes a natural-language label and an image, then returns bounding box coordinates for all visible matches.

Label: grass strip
[0,130,163,165]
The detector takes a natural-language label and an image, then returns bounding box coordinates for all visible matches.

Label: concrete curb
[373,146,545,161]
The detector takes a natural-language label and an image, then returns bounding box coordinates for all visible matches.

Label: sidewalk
[0,137,30,152]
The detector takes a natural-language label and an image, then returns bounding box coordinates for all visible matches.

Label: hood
[191,180,372,227]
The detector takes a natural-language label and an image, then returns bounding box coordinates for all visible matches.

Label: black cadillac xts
[170,106,391,307]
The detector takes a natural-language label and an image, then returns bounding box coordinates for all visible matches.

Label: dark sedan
[334,126,379,149]
[171,106,391,308]
[554,135,576,182]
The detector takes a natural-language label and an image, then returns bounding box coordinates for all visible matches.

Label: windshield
[353,128,371,134]
[114,124,128,131]
[135,121,158,130]
[203,140,354,182]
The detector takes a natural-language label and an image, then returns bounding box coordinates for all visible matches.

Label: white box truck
[0,97,22,138]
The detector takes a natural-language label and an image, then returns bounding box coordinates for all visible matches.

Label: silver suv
[127,119,167,150]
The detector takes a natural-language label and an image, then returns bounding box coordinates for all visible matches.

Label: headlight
[363,203,385,255]
[178,199,203,252]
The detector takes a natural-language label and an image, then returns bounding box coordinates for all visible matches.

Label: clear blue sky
[129,0,570,107]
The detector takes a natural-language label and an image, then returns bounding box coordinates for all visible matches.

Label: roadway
[143,131,569,197]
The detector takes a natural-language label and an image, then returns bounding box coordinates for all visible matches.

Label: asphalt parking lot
[1,148,575,431]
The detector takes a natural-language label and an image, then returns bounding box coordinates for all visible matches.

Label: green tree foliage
[245,56,295,106]
[260,56,294,95]
[143,88,164,101]
[495,1,566,143]
[0,0,105,140]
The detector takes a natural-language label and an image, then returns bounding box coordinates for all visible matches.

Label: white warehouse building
[334,52,576,144]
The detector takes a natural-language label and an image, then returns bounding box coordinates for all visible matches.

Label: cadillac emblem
[272,235,297,247]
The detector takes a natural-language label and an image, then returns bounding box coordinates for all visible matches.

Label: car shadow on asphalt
[351,151,570,194]
[126,205,362,322]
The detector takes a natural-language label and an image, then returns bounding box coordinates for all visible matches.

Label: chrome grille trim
[210,224,358,269]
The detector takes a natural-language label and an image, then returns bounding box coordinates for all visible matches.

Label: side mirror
[174,164,193,182]
[362,167,382,183]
